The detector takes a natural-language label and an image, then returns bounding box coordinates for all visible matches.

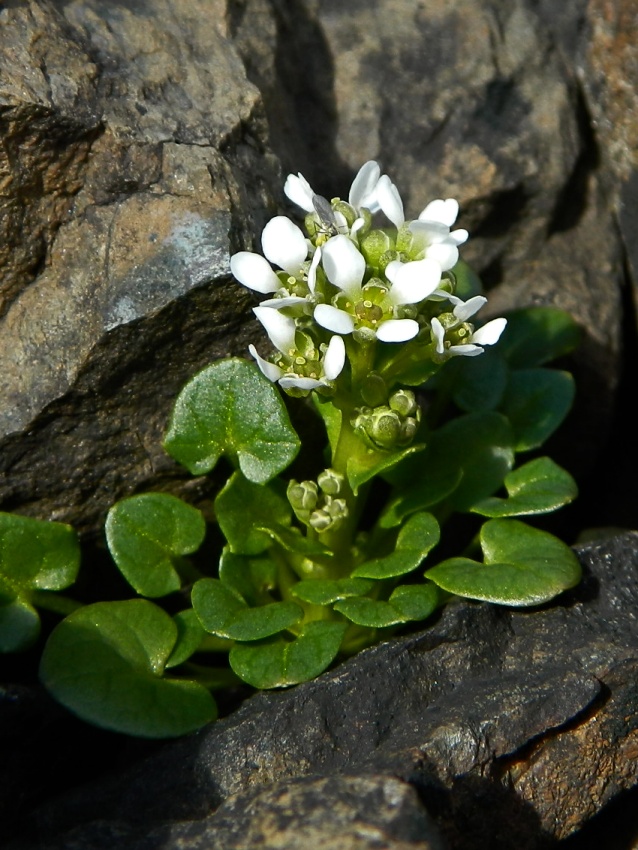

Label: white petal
[389,258,442,305]
[376,175,405,228]
[260,296,308,309]
[449,228,469,246]
[261,216,308,274]
[384,260,404,283]
[376,318,419,343]
[349,161,381,210]
[452,295,487,322]
[419,199,459,227]
[279,376,325,390]
[307,246,321,294]
[253,306,296,352]
[409,219,451,244]
[430,316,446,354]
[334,209,349,233]
[448,344,484,357]
[351,217,365,236]
[314,304,355,335]
[230,252,280,294]
[471,318,507,346]
[283,172,315,212]
[321,235,365,295]
[249,345,284,382]
[425,242,459,271]
[323,335,346,379]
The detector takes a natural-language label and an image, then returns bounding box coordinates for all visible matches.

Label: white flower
[375,174,405,229]
[230,216,314,301]
[314,235,442,343]
[430,294,507,357]
[407,197,469,272]
[250,306,346,391]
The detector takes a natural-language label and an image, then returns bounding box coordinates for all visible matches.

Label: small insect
[312,193,339,234]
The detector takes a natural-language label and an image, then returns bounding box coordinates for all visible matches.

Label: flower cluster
[230,161,506,395]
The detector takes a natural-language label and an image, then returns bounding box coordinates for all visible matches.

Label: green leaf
[229,620,347,688]
[471,457,578,517]
[0,575,40,653]
[500,369,575,451]
[313,397,342,456]
[0,512,80,591]
[165,609,205,668]
[443,348,509,412]
[105,494,205,598]
[40,600,216,737]
[353,512,439,579]
[379,468,462,528]
[0,513,80,653]
[347,443,426,495]
[498,307,581,368]
[191,578,302,641]
[164,358,300,483]
[426,518,581,606]
[451,259,484,300]
[291,577,374,605]
[219,549,278,607]
[334,583,440,628]
[215,472,291,556]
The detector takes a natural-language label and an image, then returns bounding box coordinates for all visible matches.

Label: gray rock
[8,533,638,850]
[0,0,281,532]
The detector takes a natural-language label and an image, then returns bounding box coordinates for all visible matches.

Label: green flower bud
[360,372,388,407]
[308,509,332,532]
[332,199,356,228]
[360,228,393,269]
[401,417,419,443]
[287,480,319,514]
[324,497,348,520]
[389,389,418,418]
[317,468,344,496]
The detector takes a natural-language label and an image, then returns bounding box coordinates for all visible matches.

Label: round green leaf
[40,600,217,737]
[192,578,303,641]
[500,369,575,451]
[0,512,80,592]
[215,472,291,556]
[0,576,40,653]
[164,358,300,483]
[105,494,206,598]
[353,512,439,579]
[334,582,439,628]
[166,609,205,668]
[498,307,581,368]
[471,457,578,517]
[229,621,347,688]
[426,518,581,606]
[291,578,374,606]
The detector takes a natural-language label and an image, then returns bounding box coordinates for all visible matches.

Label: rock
[7,533,638,850]
[0,0,281,533]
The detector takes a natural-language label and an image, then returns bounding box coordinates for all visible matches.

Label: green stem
[32,591,84,617]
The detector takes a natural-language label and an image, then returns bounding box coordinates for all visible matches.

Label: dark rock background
[2,0,638,847]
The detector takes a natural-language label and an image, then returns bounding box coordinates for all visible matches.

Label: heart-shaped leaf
[215,472,291,556]
[219,549,278,607]
[40,600,216,737]
[500,369,575,451]
[291,577,374,605]
[334,583,440,628]
[105,493,206,598]
[353,512,439,579]
[191,578,303,641]
[498,307,581,368]
[0,512,80,652]
[229,621,347,688]
[426,518,581,605]
[164,358,300,483]
[471,457,578,517]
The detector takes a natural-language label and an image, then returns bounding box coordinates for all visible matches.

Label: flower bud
[360,373,388,407]
[308,509,332,532]
[360,228,393,269]
[317,468,344,496]
[287,480,318,514]
[389,389,418,418]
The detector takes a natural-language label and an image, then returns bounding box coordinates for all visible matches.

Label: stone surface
[6,533,638,850]
[0,0,281,533]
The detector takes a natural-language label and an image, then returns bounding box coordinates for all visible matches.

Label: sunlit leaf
[471,457,578,517]
[164,358,300,483]
[334,583,440,628]
[353,512,439,578]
